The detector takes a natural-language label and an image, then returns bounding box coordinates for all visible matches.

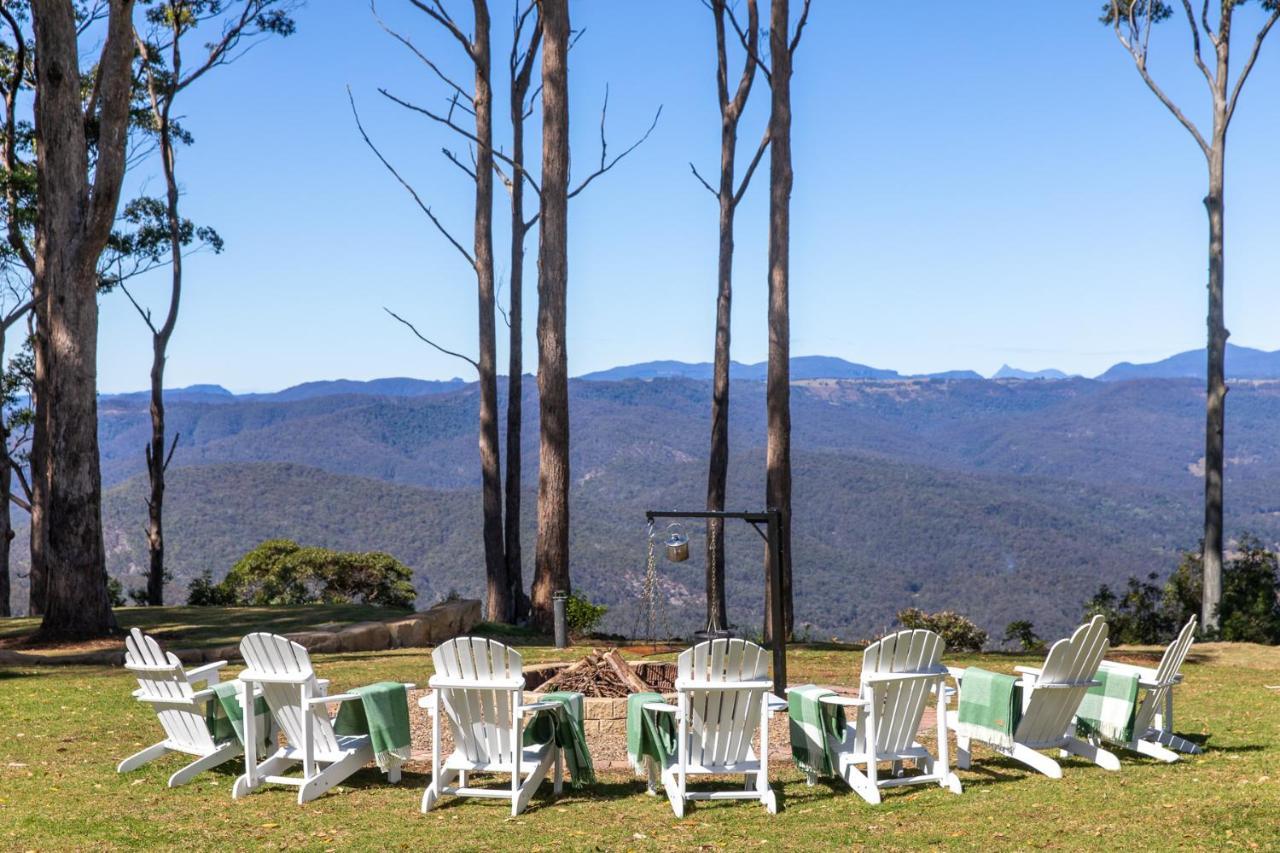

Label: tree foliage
[897,608,988,652]
[195,539,416,609]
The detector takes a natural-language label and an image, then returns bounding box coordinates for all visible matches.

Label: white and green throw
[523,690,596,787]
[787,684,846,778]
[332,682,413,772]
[206,681,270,749]
[955,667,1023,750]
[1075,667,1139,745]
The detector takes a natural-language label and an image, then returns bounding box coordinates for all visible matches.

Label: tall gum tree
[129,0,295,607]
[689,0,767,632]
[1104,0,1280,633]
[31,0,137,640]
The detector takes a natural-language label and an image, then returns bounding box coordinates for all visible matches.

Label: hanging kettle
[664,523,690,563]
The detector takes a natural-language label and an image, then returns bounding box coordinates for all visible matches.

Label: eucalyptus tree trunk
[26,332,46,616]
[1201,121,1226,632]
[504,9,539,623]
[0,322,10,617]
[530,0,570,630]
[763,0,794,643]
[469,0,510,624]
[31,0,135,640]
[703,0,760,632]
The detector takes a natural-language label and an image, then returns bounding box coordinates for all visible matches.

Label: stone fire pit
[525,659,676,741]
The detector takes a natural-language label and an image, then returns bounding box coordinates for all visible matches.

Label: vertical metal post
[553,590,568,649]
[767,508,786,697]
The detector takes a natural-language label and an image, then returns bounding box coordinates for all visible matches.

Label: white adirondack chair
[642,638,782,817]
[1089,616,1201,762]
[420,637,563,816]
[793,628,961,804]
[948,615,1120,779]
[232,632,413,804]
[117,627,264,787]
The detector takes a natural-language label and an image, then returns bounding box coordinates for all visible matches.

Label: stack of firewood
[538,648,649,698]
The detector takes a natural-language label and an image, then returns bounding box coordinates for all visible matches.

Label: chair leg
[168,744,239,787]
[840,761,882,806]
[645,757,659,796]
[553,747,563,796]
[743,773,755,791]
[233,751,295,799]
[1134,738,1180,763]
[1061,737,1120,771]
[117,741,169,774]
[421,766,458,813]
[660,763,684,818]
[298,750,368,805]
[514,748,556,816]
[387,765,402,784]
[1007,743,1063,779]
[1153,729,1203,755]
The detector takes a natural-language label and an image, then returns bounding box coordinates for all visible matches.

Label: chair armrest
[765,694,787,713]
[417,691,435,711]
[946,666,967,683]
[642,702,678,714]
[1099,661,1161,681]
[1013,666,1042,678]
[305,692,362,707]
[518,701,561,715]
[185,660,228,684]
[863,671,945,685]
[1030,679,1100,690]
[818,694,867,708]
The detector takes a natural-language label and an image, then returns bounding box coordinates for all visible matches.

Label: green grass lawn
[1,640,1277,850]
[0,605,398,654]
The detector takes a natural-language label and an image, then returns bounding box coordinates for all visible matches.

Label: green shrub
[1085,572,1172,645]
[193,539,416,609]
[106,577,127,608]
[563,592,607,638]
[1003,619,1045,653]
[896,607,987,652]
[1218,536,1280,644]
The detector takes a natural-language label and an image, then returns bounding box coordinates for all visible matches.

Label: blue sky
[96,2,1280,393]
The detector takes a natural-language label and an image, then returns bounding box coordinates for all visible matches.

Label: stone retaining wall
[0,598,482,667]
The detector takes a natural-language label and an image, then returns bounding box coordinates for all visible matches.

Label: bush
[1218,536,1280,644]
[1003,619,1045,653]
[193,540,416,609]
[896,607,987,652]
[1085,572,1172,645]
[563,592,607,638]
[106,577,127,608]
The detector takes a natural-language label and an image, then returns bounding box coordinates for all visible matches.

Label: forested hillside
[14,376,1280,640]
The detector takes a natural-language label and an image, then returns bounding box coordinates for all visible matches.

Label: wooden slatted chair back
[858,629,945,755]
[1016,615,1109,745]
[677,639,770,769]
[124,628,215,754]
[239,633,340,756]
[431,638,523,766]
[1133,616,1197,734]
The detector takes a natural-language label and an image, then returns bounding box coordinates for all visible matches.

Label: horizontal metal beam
[644,509,774,522]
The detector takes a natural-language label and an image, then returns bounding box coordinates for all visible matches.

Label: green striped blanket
[787,684,846,778]
[1075,667,1139,745]
[955,667,1022,750]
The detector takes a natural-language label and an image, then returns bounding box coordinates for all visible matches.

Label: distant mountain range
[17,365,1280,642]
[99,344,1280,401]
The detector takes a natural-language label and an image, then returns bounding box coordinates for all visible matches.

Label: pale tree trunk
[764,0,795,643]
[530,0,570,630]
[504,7,539,623]
[32,0,135,640]
[1106,0,1279,634]
[1201,115,1227,632]
[0,324,9,617]
[702,0,761,632]
[470,0,509,624]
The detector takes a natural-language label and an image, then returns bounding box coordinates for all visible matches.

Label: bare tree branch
[349,87,476,267]
[1110,3,1210,158]
[117,281,158,335]
[162,432,179,471]
[724,0,769,83]
[385,307,478,369]
[789,0,812,57]
[1227,6,1280,126]
[372,0,476,108]
[1178,0,1216,89]
[567,100,661,200]
[378,87,541,195]
[733,128,770,207]
[443,145,478,180]
[689,162,717,196]
[407,0,474,56]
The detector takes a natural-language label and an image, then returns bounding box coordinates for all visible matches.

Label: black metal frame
[643,508,786,697]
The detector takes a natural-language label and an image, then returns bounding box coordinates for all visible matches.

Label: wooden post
[766,507,786,697]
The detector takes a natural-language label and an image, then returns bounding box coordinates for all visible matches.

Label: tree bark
[764,0,794,643]
[0,324,10,618]
[703,0,759,633]
[32,0,135,640]
[27,315,47,616]
[468,0,509,624]
[530,0,570,630]
[1201,123,1227,633]
[504,8,539,624]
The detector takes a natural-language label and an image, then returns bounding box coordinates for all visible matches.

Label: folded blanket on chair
[333,681,412,772]
[626,692,677,775]
[523,690,596,787]
[787,684,846,778]
[1075,667,1138,745]
[955,667,1022,751]
[206,681,269,747]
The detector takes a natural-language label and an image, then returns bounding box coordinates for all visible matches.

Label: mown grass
[0,605,397,653]
[1,641,1278,850]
